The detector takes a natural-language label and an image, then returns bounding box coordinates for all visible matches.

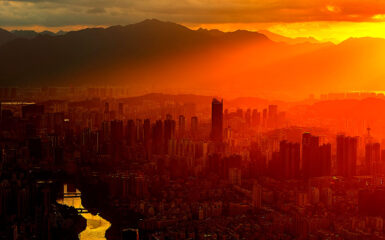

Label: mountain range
[0,19,384,100]
[0,29,65,46]
[258,30,321,45]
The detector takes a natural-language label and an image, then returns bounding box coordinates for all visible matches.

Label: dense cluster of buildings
[2,93,385,239]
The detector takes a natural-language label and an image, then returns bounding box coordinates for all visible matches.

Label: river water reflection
[57,184,111,240]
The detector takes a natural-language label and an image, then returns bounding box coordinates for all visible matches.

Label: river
[57,184,111,240]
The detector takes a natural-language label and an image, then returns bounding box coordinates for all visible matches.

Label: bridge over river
[57,184,111,240]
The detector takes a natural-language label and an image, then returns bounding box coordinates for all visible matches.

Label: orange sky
[4,0,385,43]
[187,21,385,44]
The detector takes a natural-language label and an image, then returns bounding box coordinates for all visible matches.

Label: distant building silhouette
[280,140,300,179]
[302,133,331,178]
[319,144,332,177]
[164,118,175,152]
[267,105,278,128]
[126,120,136,146]
[178,115,185,138]
[365,142,380,175]
[211,98,223,142]
[337,135,358,177]
[302,133,320,178]
[191,116,198,139]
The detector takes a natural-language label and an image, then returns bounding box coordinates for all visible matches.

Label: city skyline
[2,92,385,239]
[3,1,385,239]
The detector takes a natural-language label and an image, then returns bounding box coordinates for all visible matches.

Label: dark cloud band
[2,0,385,27]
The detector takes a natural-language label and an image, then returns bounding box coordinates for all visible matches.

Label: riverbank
[74,174,142,240]
[57,184,111,240]
[51,203,87,240]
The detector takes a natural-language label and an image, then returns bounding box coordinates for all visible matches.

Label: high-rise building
[143,119,151,159]
[337,135,358,177]
[178,115,185,138]
[100,121,110,143]
[319,144,332,176]
[309,187,320,205]
[229,168,242,185]
[22,104,44,119]
[252,183,262,209]
[126,120,136,146]
[302,133,332,178]
[280,140,301,179]
[152,120,163,155]
[136,119,144,143]
[251,109,260,127]
[268,105,278,128]
[211,98,223,142]
[320,188,333,207]
[111,120,124,163]
[250,142,267,177]
[191,116,198,139]
[104,102,109,114]
[143,119,151,147]
[365,142,380,175]
[118,103,124,117]
[302,133,320,178]
[245,109,251,126]
[164,118,176,152]
[262,108,267,127]
[104,102,110,121]
[111,120,123,144]
[29,138,42,164]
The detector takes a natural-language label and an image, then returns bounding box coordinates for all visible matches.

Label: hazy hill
[258,30,320,44]
[0,19,271,87]
[0,28,65,46]
[1,19,385,100]
[299,98,385,120]
[252,37,385,96]
[11,30,59,38]
[0,28,17,46]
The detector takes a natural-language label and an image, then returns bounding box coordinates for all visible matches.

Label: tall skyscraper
[178,115,185,138]
[164,118,175,152]
[111,120,124,163]
[268,105,278,128]
[302,133,332,178]
[250,142,267,177]
[126,120,136,146]
[302,133,320,178]
[143,119,151,157]
[111,120,123,144]
[251,109,259,127]
[211,98,223,142]
[104,102,110,121]
[104,102,109,113]
[152,120,163,155]
[245,109,251,127]
[262,108,267,128]
[365,142,380,175]
[319,144,332,176]
[280,140,300,179]
[191,116,198,139]
[118,102,124,117]
[100,121,110,142]
[337,135,358,177]
[252,183,262,209]
[136,119,144,143]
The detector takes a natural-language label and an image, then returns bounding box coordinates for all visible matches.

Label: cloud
[87,7,106,14]
[2,0,385,27]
